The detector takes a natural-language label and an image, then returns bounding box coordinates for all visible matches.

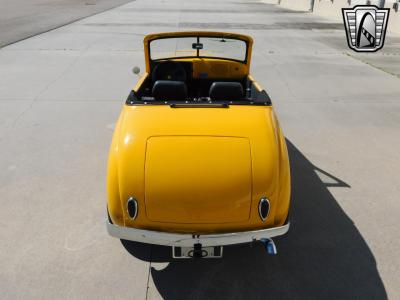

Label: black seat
[152,80,188,101]
[209,82,244,101]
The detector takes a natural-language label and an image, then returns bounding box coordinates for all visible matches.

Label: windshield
[150,36,247,62]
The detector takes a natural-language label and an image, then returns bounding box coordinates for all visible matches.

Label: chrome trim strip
[107,221,289,247]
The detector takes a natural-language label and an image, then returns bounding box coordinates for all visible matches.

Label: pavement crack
[11,101,35,127]
[344,52,400,79]
[145,245,153,300]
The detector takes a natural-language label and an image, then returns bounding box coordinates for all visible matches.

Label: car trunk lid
[144,136,252,224]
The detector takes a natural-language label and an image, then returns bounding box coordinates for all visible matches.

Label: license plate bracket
[173,244,223,259]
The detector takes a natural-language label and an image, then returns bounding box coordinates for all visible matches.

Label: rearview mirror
[192,42,203,50]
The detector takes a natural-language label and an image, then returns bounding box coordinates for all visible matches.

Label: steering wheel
[152,61,187,83]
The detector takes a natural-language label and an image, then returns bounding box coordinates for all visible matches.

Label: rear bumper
[107,221,290,247]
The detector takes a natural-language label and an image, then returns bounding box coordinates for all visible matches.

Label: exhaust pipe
[260,238,277,255]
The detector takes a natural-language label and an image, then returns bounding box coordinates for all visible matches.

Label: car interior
[127,61,272,105]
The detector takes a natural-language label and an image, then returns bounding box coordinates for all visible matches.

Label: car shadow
[121,140,387,299]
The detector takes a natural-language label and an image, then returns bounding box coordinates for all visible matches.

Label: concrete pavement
[1,0,400,299]
[0,0,135,47]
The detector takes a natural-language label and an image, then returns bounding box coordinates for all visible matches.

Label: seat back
[209,82,244,101]
[152,80,188,101]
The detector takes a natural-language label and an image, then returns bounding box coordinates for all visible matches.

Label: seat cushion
[152,80,188,101]
[209,82,244,101]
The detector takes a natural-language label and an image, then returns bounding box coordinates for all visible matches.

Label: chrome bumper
[107,221,290,247]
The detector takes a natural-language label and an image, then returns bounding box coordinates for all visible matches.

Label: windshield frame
[148,35,249,64]
[144,32,253,69]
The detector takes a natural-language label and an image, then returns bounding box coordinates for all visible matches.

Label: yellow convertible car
[107,32,291,258]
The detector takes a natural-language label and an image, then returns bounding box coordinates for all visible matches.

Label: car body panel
[107,105,290,234]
